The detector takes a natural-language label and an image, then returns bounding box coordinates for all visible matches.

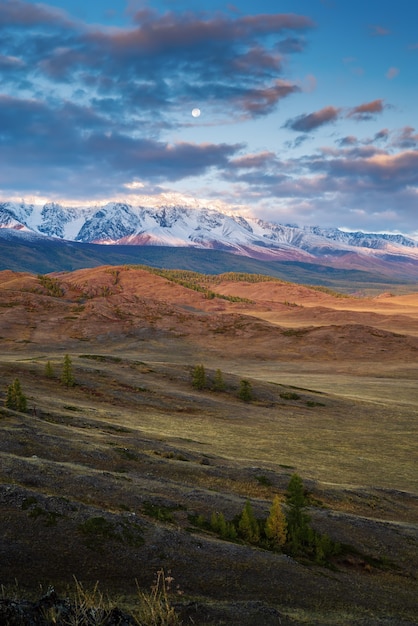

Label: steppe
[0,265,417,625]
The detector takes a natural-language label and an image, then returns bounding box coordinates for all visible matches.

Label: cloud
[0,0,73,27]
[346,99,385,120]
[386,66,399,79]
[0,3,314,123]
[237,79,300,116]
[1,1,415,236]
[0,1,316,197]
[391,126,418,149]
[0,93,243,196]
[284,99,388,134]
[229,152,278,169]
[338,129,390,147]
[369,25,391,36]
[284,106,341,132]
[374,129,390,142]
[285,135,312,149]
[311,149,418,190]
[216,136,418,234]
[337,136,358,147]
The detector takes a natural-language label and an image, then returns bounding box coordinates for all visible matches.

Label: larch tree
[265,495,287,550]
[238,379,253,402]
[61,354,75,387]
[285,473,312,555]
[192,364,206,390]
[238,500,259,544]
[45,360,54,378]
[213,368,226,391]
[5,378,27,412]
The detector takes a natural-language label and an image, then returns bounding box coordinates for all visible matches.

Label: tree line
[192,364,253,402]
[192,473,340,565]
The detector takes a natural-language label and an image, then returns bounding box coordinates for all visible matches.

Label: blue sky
[1,0,417,234]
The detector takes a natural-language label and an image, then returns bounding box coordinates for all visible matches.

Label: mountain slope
[0,230,414,292]
[1,200,418,283]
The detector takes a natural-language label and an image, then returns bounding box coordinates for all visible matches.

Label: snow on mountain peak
[0,200,417,265]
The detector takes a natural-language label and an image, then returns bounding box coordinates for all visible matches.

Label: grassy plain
[0,266,417,625]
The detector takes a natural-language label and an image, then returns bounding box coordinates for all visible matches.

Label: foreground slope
[0,266,417,624]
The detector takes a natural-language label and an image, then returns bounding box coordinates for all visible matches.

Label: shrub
[280,391,300,400]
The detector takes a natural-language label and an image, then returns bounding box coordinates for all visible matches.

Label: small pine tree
[238,500,259,544]
[5,378,27,412]
[61,354,75,387]
[210,511,220,533]
[285,473,312,556]
[314,532,340,564]
[45,360,54,378]
[265,495,287,550]
[192,364,206,390]
[238,379,253,402]
[217,513,228,538]
[5,384,14,409]
[213,368,225,391]
[226,521,238,541]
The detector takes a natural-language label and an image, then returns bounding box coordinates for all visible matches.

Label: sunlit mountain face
[1,200,418,281]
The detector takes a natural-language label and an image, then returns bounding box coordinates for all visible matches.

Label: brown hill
[1,266,418,363]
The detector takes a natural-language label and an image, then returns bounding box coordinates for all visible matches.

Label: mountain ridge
[1,200,418,283]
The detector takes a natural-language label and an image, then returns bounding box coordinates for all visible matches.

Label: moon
[191,108,201,118]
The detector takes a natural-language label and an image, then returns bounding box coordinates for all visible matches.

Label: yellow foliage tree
[265,495,287,550]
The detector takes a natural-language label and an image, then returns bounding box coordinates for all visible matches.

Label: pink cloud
[369,25,391,36]
[347,99,385,120]
[285,105,341,132]
[386,67,399,79]
[239,80,300,115]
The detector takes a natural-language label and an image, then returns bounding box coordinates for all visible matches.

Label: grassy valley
[0,266,417,624]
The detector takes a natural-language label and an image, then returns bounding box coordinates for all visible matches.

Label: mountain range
[1,200,418,285]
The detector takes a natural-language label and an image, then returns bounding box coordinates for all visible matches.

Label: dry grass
[0,266,418,624]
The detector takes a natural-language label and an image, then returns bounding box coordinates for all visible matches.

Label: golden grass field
[0,266,417,625]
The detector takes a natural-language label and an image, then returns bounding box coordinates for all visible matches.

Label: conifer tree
[265,495,287,550]
[210,511,220,533]
[213,368,225,391]
[216,512,228,538]
[238,379,253,402]
[192,364,206,390]
[61,354,75,387]
[45,360,54,378]
[285,473,311,555]
[238,500,259,544]
[5,378,27,412]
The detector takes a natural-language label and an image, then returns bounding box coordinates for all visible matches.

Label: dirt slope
[2,267,418,362]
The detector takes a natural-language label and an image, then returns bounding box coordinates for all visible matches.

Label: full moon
[191,108,201,118]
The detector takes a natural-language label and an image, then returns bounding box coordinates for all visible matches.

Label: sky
[1,0,418,235]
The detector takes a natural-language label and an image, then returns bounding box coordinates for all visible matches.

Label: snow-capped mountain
[1,200,418,271]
